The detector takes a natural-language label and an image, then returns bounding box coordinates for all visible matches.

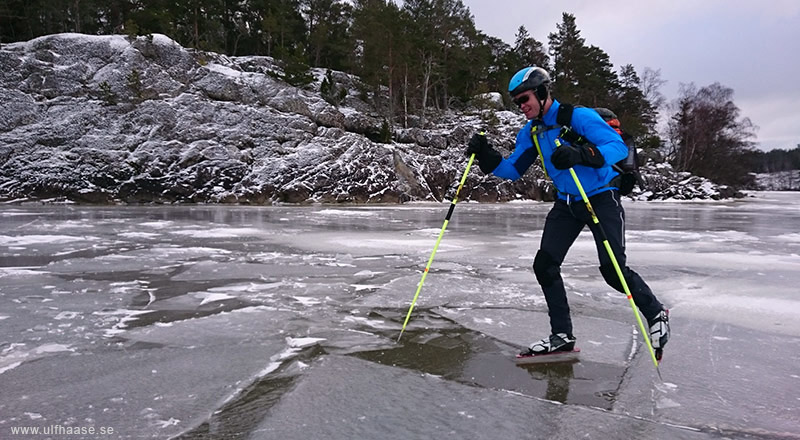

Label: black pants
[534,190,663,335]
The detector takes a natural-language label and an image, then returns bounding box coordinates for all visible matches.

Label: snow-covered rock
[472,92,504,110]
[0,33,736,204]
[631,162,739,201]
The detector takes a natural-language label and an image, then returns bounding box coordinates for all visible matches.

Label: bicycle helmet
[508,66,551,99]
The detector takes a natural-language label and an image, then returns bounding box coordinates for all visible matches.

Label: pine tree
[612,64,656,139]
[281,44,314,86]
[402,0,484,113]
[513,26,549,69]
[548,13,618,107]
[483,35,516,102]
[402,0,442,114]
[302,0,353,70]
[252,0,307,59]
[351,0,401,115]
[548,13,586,102]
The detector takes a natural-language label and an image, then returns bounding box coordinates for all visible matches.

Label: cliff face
[0,33,731,204]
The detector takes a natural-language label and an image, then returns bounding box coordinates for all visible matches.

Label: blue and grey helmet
[508,66,551,99]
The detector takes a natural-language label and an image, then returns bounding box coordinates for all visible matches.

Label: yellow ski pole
[560,143,662,379]
[398,141,478,342]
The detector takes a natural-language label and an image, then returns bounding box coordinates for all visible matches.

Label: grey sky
[462,0,800,151]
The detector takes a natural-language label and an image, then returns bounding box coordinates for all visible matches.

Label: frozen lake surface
[1,192,799,439]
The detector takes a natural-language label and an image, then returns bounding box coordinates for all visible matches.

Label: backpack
[555,104,644,196]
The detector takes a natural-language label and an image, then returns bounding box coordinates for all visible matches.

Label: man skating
[465,66,670,359]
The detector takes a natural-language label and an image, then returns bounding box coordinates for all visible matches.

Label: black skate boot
[519,333,576,356]
[515,333,580,364]
[648,309,670,361]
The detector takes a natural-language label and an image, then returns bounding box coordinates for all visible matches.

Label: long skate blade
[514,348,581,365]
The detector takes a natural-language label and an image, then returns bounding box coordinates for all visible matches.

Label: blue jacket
[490,100,627,201]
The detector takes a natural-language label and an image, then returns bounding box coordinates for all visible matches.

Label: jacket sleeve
[489,124,540,181]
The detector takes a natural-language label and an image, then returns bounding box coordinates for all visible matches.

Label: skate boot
[519,333,576,357]
[648,309,670,361]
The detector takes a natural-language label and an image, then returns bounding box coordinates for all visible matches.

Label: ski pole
[562,154,662,379]
[398,140,478,342]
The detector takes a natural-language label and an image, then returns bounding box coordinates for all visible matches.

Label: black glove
[551,144,605,170]
[465,133,489,157]
[465,133,502,174]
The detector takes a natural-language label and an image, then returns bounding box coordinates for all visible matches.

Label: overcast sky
[461,0,800,151]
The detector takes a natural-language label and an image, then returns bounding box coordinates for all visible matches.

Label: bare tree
[667,82,757,186]
[640,67,666,111]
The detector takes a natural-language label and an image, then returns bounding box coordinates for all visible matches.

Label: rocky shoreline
[1,33,739,205]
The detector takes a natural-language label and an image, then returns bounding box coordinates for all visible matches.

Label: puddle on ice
[352,319,626,410]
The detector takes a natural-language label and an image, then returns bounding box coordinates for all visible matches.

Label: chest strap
[531,124,614,199]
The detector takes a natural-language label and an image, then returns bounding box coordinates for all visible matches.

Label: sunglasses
[512,94,531,107]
